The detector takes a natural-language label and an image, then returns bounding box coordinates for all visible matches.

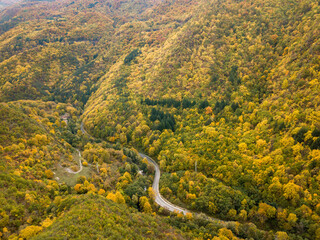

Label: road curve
[81,122,91,138]
[80,121,190,214]
[80,121,226,222]
[139,153,190,215]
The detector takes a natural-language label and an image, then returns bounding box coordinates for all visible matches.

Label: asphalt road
[80,122,190,214]
[81,122,91,138]
[139,153,190,215]
[80,121,227,222]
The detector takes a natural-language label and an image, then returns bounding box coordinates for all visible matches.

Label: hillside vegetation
[82,0,320,238]
[0,101,193,239]
[33,195,187,240]
[0,0,319,239]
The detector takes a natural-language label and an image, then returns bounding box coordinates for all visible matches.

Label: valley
[0,0,319,239]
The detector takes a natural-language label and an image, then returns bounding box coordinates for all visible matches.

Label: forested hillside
[82,0,320,238]
[0,0,20,10]
[0,0,319,239]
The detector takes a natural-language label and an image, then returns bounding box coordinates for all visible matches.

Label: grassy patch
[54,165,92,186]
[54,150,93,186]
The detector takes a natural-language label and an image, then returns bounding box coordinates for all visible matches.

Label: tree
[45,169,54,179]
[115,191,126,204]
[148,187,155,201]
[106,192,117,202]
[218,228,235,239]
[286,213,297,230]
[208,201,217,214]
[107,191,125,204]
[239,209,247,221]
[205,106,213,115]
[98,189,106,195]
[257,203,276,224]
[87,184,96,193]
[120,133,127,144]
[227,209,237,220]
[283,181,302,205]
[140,196,152,213]
[20,225,43,239]
[275,231,289,240]
[143,201,152,213]
[74,184,85,194]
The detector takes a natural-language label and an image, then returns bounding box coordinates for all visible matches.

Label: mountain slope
[32,194,187,240]
[81,0,320,238]
[0,0,319,239]
[0,0,166,104]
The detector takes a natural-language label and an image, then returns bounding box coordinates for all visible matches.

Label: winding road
[81,122,91,138]
[139,154,226,224]
[80,121,226,222]
[139,153,190,215]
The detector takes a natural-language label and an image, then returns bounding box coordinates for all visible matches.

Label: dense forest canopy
[0,0,319,239]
